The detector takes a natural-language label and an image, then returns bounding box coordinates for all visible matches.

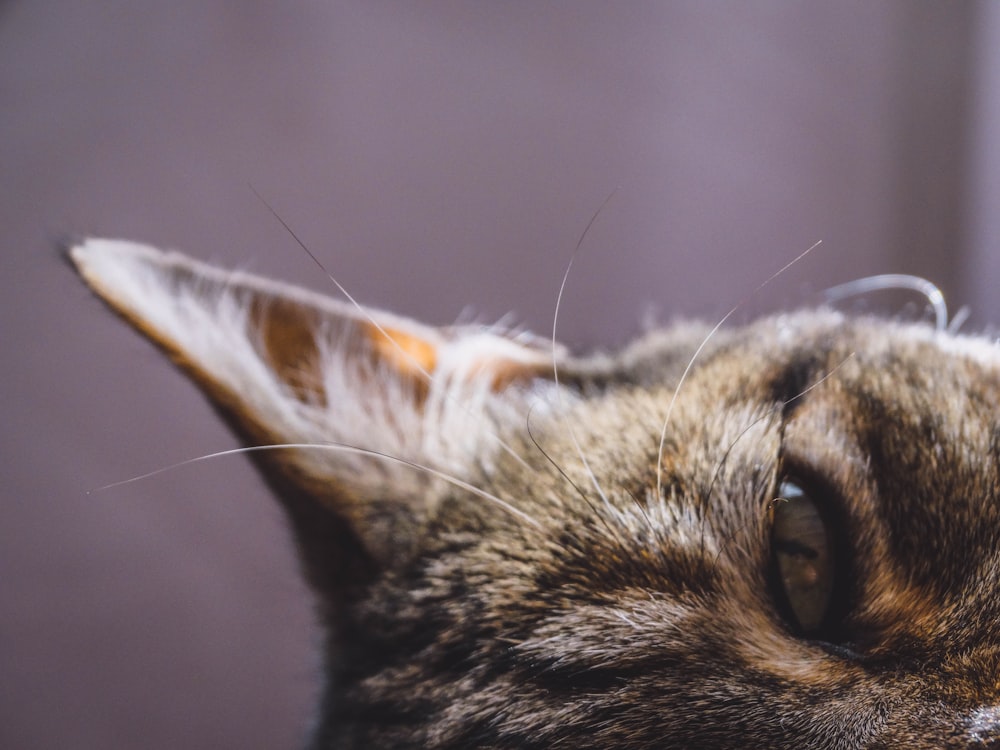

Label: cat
[68,237,1000,749]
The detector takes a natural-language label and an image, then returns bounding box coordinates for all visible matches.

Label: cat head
[71,238,1000,749]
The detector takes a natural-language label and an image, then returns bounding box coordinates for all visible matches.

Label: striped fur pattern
[71,239,1000,748]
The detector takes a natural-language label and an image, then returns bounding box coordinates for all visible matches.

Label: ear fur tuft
[68,238,569,573]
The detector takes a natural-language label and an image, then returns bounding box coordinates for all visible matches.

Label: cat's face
[71,239,1000,749]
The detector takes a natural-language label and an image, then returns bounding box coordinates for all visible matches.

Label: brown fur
[70,239,1000,748]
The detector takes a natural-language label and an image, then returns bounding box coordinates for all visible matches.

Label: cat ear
[68,239,564,577]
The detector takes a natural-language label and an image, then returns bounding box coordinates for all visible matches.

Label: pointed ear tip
[55,234,85,273]
[61,237,165,277]
[56,235,108,271]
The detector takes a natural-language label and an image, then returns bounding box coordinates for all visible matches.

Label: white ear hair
[69,238,571,496]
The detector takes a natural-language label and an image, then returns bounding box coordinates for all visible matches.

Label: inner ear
[248,296,444,407]
[251,296,328,404]
[368,322,439,378]
[251,296,454,410]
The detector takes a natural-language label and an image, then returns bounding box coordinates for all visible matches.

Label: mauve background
[3,2,1000,748]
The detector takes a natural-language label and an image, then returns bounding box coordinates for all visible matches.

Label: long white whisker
[823,274,948,332]
[655,240,823,500]
[948,305,971,334]
[89,442,542,529]
[249,185,532,471]
[551,188,619,512]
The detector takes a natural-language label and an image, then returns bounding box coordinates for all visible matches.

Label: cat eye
[770,480,835,634]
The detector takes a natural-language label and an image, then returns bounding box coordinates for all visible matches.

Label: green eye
[770,480,835,634]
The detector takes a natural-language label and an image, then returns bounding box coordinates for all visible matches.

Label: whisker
[249,184,533,472]
[525,404,628,547]
[623,487,654,530]
[89,441,542,530]
[525,405,590,503]
[823,274,948,331]
[655,240,823,502]
[550,187,619,512]
[948,305,971,334]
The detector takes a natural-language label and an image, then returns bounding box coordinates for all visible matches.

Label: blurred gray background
[3,2,999,748]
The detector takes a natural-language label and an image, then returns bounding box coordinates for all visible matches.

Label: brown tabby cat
[69,238,1000,749]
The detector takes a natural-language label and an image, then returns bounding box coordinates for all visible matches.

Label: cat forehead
[733,312,1000,482]
[526,311,1000,501]
[753,311,1000,363]
[718,312,1000,401]
[622,311,1000,406]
